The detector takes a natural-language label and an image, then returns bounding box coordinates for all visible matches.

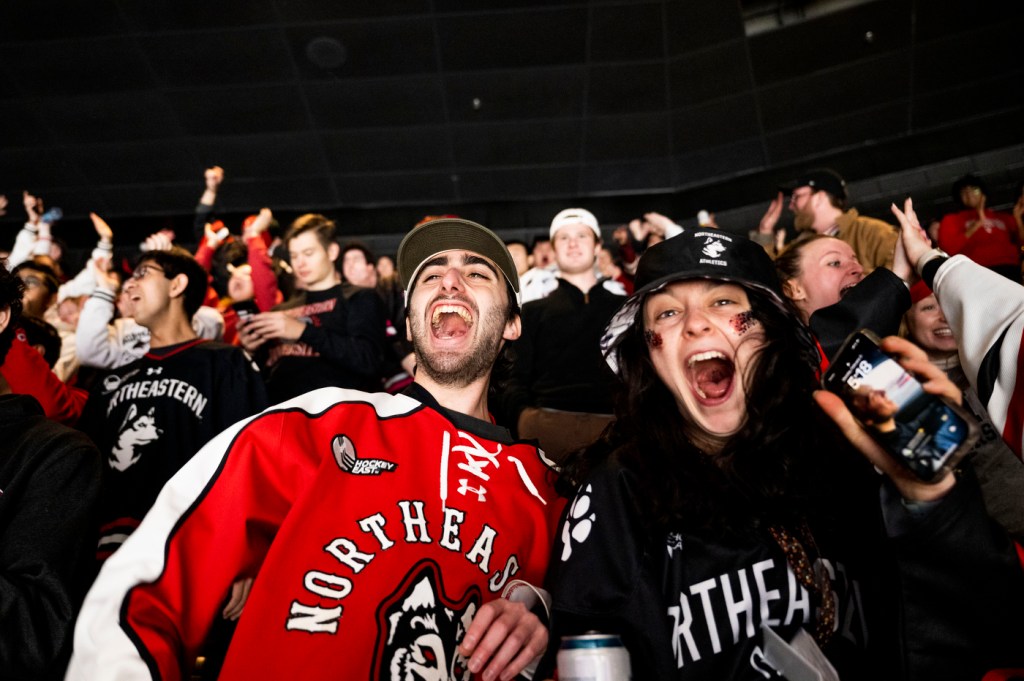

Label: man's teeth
[687,350,725,367]
[431,304,472,325]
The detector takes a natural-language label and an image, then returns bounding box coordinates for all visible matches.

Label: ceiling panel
[0,0,1020,246]
[588,63,667,115]
[0,0,125,41]
[444,67,585,122]
[142,29,294,87]
[166,84,309,135]
[665,0,744,55]
[286,20,438,80]
[436,8,589,70]
[585,113,670,161]
[322,127,451,173]
[590,3,664,62]
[747,0,912,86]
[194,132,329,178]
[64,142,199,184]
[668,43,753,106]
[304,77,446,129]
[37,91,183,143]
[757,53,911,132]
[672,94,762,152]
[120,0,280,33]
[0,36,154,96]
[452,120,583,167]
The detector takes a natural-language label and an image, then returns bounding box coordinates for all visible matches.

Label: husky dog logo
[701,237,727,259]
[332,434,398,476]
[110,404,162,471]
[373,561,479,681]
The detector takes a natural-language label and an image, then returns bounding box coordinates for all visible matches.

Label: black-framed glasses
[130,264,166,280]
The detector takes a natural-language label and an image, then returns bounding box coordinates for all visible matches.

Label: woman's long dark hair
[559,286,846,539]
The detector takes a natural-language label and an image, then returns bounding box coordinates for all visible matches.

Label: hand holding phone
[821,330,977,484]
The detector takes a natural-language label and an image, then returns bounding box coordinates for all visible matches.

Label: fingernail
[469,657,482,673]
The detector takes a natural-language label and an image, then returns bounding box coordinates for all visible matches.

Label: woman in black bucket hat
[538,230,1024,680]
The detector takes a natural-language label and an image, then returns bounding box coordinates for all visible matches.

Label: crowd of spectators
[2,164,1024,680]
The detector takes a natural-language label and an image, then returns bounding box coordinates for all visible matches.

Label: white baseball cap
[549,208,600,240]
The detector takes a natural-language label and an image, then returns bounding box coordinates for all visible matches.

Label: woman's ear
[782,278,804,302]
[0,306,10,335]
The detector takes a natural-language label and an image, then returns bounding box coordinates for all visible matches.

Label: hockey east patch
[333,434,398,476]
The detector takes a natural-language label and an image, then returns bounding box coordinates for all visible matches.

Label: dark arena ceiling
[1,0,1022,257]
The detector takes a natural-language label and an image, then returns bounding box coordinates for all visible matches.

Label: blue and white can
[556,633,632,681]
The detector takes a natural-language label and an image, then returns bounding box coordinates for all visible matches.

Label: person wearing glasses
[79,246,267,564]
[753,168,899,275]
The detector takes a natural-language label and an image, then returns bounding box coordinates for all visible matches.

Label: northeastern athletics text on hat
[780,168,848,201]
[397,218,521,306]
[549,208,601,241]
[600,230,797,374]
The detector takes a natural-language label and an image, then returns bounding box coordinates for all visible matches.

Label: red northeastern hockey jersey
[68,385,564,681]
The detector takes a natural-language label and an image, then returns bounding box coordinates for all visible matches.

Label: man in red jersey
[68,218,563,681]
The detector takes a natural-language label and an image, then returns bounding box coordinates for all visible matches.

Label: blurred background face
[57,296,84,328]
[16,267,55,318]
[596,247,618,279]
[905,293,957,356]
[506,242,529,276]
[287,231,338,291]
[342,249,376,287]
[531,240,554,268]
[227,264,255,302]
[376,256,396,280]
[959,185,984,209]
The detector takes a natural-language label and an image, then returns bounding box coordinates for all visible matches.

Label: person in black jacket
[541,230,1024,680]
[237,214,387,403]
[0,262,102,680]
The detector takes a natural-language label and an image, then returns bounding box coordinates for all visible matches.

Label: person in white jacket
[892,197,1024,459]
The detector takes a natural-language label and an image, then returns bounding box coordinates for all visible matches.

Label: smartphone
[822,329,977,483]
[232,299,260,322]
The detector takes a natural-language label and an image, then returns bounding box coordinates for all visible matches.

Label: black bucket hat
[600,230,802,374]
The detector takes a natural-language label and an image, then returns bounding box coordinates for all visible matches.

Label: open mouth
[431,303,473,339]
[839,283,857,297]
[934,327,953,338]
[687,350,736,401]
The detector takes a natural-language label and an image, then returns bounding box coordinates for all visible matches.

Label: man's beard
[410,301,506,388]
[793,208,815,232]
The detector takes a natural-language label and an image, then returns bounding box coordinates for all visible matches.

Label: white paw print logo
[560,484,596,562]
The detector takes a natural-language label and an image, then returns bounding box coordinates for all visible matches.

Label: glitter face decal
[644,330,663,348]
[731,311,757,335]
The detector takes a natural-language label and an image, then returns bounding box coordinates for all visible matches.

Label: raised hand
[890,197,932,271]
[143,230,175,252]
[759,191,784,235]
[205,166,225,192]
[90,212,114,243]
[244,207,273,240]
